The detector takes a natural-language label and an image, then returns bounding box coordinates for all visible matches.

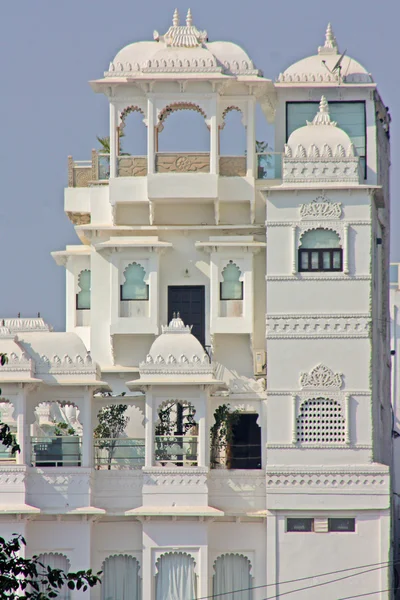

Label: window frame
[286,100,367,179]
[298,248,343,272]
[219,280,244,301]
[75,270,91,310]
[328,518,356,532]
[286,518,314,532]
[120,262,149,302]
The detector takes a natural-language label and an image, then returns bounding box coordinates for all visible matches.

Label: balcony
[154,435,198,467]
[94,437,145,470]
[31,436,82,467]
[210,443,262,470]
[67,152,282,187]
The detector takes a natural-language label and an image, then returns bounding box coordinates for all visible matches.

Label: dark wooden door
[168,286,205,347]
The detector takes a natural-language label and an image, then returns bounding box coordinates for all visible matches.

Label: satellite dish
[332,49,347,73]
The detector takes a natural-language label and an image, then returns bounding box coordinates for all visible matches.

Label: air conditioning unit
[254,350,266,375]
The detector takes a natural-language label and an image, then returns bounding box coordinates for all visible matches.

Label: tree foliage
[0,535,101,599]
[94,404,130,469]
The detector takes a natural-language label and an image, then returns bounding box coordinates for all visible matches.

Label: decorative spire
[318,22,339,55]
[307,96,337,127]
[156,8,207,47]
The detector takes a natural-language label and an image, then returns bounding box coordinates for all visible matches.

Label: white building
[0,11,393,600]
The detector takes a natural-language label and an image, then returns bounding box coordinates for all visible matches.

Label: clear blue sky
[0,0,397,331]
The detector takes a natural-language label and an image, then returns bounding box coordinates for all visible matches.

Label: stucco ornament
[300,194,342,219]
[300,364,343,389]
[154,9,208,48]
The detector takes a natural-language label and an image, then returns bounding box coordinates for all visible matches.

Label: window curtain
[77,270,91,309]
[286,101,366,176]
[221,262,243,300]
[213,554,253,600]
[101,555,141,600]
[121,263,149,300]
[156,552,196,600]
[37,553,70,600]
[300,229,340,249]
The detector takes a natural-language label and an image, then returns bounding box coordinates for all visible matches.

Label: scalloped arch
[221,260,242,281]
[119,105,146,130]
[213,552,253,574]
[220,105,244,130]
[77,269,91,290]
[37,552,71,569]
[157,102,207,131]
[299,225,342,247]
[101,553,141,574]
[155,551,197,571]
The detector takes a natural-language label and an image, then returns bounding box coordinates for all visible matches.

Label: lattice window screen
[296,398,346,443]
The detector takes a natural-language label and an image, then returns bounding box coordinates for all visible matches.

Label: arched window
[213,553,253,599]
[155,401,198,467]
[155,552,196,600]
[298,229,342,272]
[76,270,91,309]
[101,555,141,600]
[121,262,149,301]
[220,261,243,300]
[37,553,70,600]
[296,398,346,443]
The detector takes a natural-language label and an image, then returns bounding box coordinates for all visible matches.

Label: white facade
[0,12,393,600]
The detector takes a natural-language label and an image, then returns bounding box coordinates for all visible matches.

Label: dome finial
[186,8,193,26]
[172,8,179,27]
[318,22,339,54]
[307,96,337,127]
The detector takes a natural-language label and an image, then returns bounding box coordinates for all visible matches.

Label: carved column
[15,387,27,466]
[209,97,219,175]
[80,389,93,468]
[145,389,154,467]
[109,103,118,178]
[291,226,297,275]
[147,97,155,174]
[246,97,256,178]
[343,223,349,274]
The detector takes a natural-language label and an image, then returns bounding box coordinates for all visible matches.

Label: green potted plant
[94,404,130,470]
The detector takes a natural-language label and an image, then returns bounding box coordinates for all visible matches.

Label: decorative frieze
[266,470,389,491]
[300,194,342,219]
[266,314,371,339]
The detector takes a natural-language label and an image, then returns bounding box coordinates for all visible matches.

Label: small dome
[278,24,373,84]
[144,314,209,367]
[285,96,355,157]
[106,9,261,78]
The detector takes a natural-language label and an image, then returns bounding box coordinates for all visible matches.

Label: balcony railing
[210,443,262,470]
[0,441,17,464]
[31,436,82,467]
[155,435,198,466]
[94,437,145,470]
[67,152,283,187]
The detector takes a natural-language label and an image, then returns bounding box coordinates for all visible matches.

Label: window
[328,518,355,532]
[299,229,342,272]
[287,518,313,532]
[287,101,366,177]
[213,554,253,599]
[101,555,141,600]
[220,261,243,300]
[37,554,70,600]
[155,552,196,600]
[76,270,91,309]
[296,398,346,444]
[121,262,149,301]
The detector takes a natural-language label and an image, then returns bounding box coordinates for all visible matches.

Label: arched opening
[37,553,70,600]
[155,552,196,600]
[296,398,346,443]
[298,228,342,272]
[220,260,244,318]
[31,402,82,467]
[117,106,148,177]
[101,555,141,600]
[120,261,149,318]
[210,405,261,470]
[76,269,91,326]
[156,103,210,173]
[219,108,247,177]
[155,400,198,466]
[213,553,253,600]
[0,400,17,464]
[93,403,145,470]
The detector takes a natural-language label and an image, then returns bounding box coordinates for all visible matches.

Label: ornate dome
[278,24,373,84]
[105,9,261,78]
[140,314,212,378]
[285,96,355,158]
